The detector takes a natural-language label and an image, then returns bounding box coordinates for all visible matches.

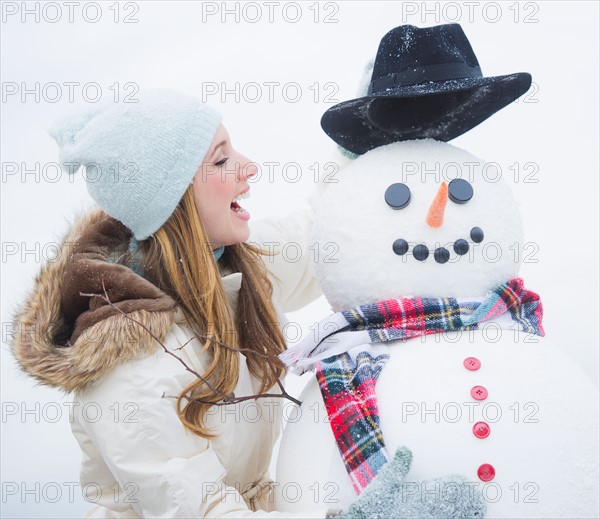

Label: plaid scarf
[281,278,544,494]
[316,351,391,494]
[280,278,544,375]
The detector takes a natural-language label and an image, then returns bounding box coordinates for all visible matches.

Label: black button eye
[385,183,411,209]
[448,179,473,204]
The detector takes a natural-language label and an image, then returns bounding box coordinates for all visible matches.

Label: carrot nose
[426,182,448,228]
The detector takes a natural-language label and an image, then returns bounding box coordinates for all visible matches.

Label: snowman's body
[275,140,600,518]
[276,333,599,518]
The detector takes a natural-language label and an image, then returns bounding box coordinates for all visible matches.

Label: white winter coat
[10,206,334,518]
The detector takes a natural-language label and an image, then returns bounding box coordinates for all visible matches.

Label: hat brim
[321,72,532,155]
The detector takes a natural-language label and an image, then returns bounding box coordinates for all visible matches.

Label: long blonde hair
[131,186,287,438]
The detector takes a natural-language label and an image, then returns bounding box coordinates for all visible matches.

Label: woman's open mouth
[230,190,250,221]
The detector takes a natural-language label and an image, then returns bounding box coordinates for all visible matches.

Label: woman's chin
[239,226,251,244]
[220,225,251,247]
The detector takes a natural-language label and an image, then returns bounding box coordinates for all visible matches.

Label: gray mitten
[329,447,486,519]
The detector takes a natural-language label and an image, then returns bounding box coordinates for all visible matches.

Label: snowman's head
[311,139,523,311]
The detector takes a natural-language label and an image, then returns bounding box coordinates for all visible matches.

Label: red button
[463,357,481,371]
[477,463,496,482]
[471,385,488,400]
[473,421,491,439]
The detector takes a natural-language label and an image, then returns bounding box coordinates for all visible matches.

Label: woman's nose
[426,181,448,228]
[238,155,257,181]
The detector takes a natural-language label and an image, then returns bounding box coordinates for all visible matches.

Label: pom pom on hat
[48,104,104,149]
[48,89,222,240]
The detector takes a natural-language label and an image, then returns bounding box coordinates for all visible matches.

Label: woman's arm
[249,204,323,313]
[248,151,352,312]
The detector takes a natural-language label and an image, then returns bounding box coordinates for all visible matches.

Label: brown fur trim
[60,214,176,344]
[8,207,177,392]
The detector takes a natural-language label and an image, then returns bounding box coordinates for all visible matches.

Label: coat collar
[9,208,242,393]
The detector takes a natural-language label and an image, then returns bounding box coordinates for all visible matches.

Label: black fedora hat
[321,23,532,155]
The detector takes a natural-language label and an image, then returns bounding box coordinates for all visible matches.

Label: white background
[1,1,598,517]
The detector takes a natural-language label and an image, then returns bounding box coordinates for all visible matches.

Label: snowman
[274,24,599,519]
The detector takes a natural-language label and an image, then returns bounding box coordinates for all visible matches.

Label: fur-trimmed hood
[9,208,181,393]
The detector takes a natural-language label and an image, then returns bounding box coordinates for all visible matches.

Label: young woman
[9,90,482,518]
[9,89,330,517]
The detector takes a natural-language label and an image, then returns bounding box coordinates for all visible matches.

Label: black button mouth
[392,227,484,263]
[434,247,450,264]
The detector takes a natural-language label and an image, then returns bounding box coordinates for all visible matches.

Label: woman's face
[192,124,257,248]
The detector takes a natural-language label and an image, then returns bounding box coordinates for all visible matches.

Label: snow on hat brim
[321,72,532,155]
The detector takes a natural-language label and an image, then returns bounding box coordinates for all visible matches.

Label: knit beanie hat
[48,89,222,240]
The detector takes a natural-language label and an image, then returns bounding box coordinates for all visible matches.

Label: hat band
[368,63,482,94]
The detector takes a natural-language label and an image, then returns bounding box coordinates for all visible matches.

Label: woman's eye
[384,183,411,209]
[448,178,474,204]
[214,157,229,167]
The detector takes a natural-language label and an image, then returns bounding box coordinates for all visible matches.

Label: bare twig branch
[165,391,301,407]
[80,278,302,407]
